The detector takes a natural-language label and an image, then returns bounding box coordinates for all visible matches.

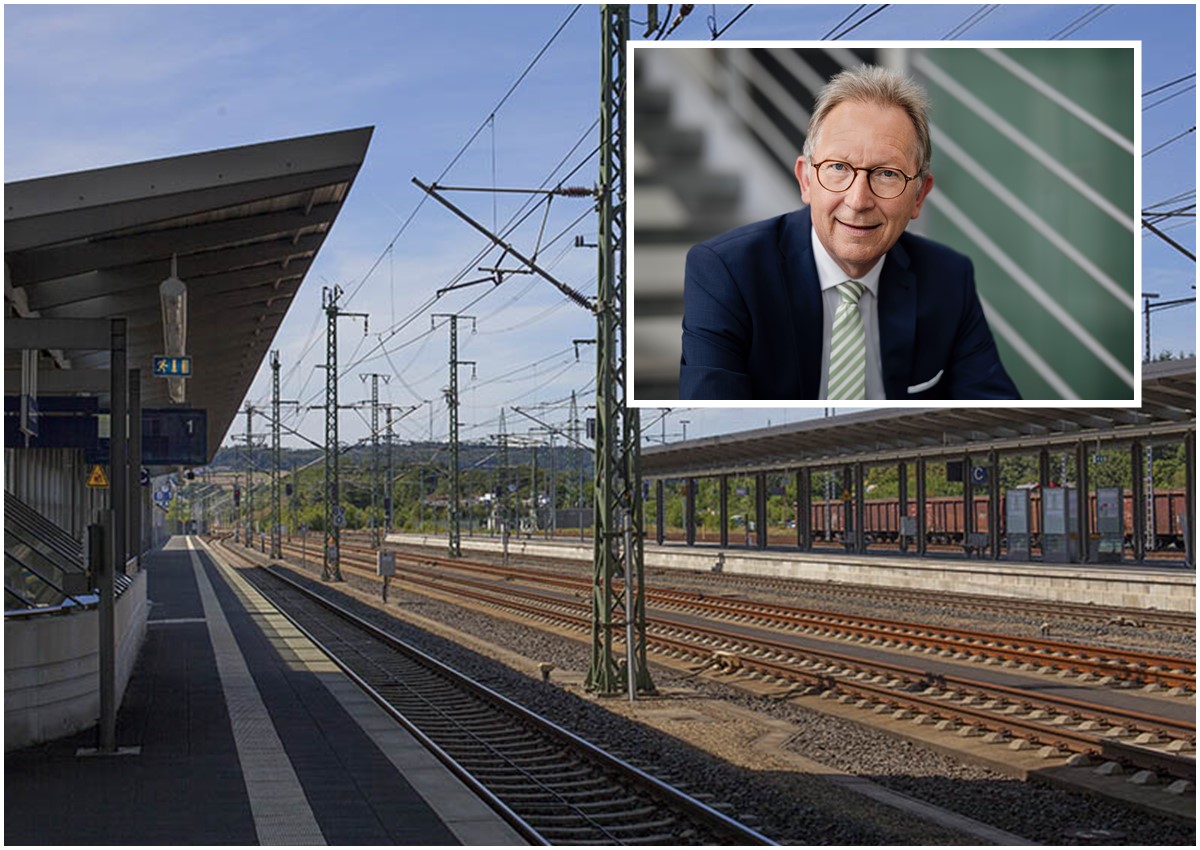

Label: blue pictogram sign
[153,355,193,377]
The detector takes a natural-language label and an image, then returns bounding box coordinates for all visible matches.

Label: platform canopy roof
[641,358,1197,477]
[4,127,373,461]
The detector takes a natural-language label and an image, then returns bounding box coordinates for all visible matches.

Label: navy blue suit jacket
[679,208,1020,401]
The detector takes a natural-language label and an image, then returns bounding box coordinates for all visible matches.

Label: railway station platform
[385,532,1196,613]
[4,536,526,846]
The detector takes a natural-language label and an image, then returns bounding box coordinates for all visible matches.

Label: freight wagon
[806,489,1188,549]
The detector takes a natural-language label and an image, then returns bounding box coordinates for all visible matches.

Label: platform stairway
[4,490,115,611]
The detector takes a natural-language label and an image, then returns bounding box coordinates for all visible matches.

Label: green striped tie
[828,280,867,400]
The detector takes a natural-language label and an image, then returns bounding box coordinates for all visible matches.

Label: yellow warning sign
[87,464,110,488]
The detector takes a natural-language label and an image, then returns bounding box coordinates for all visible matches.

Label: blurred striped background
[631,45,1136,402]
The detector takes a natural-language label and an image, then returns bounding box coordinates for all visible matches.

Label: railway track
[303,539,1195,690]
[349,534,1194,633]
[277,540,1196,785]
[209,539,775,846]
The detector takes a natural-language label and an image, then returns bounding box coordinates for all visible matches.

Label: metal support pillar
[1076,441,1090,563]
[571,391,585,542]
[91,518,116,753]
[129,368,141,563]
[244,407,254,549]
[685,478,696,546]
[433,316,474,557]
[586,4,651,696]
[112,321,128,574]
[1038,447,1050,559]
[841,464,853,552]
[324,292,339,578]
[1131,441,1145,562]
[988,450,1000,560]
[898,460,908,553]
[1144,443,1157,554]
[531,443,538,537]
[798,468,810,550]
[360,372,390,548]
[548,432,557,540]
[916,457,927,556]
[386,406,395,532]
[271,352,282,558]
[755,471,768,550]
[322,286,368,581]
[655,479,664,545]
[1185,431,1195,569]
[719,475,729,548]
[499,409,509,541]
[962,451,972,551]
[371,375,380,547]
[853,462,865,553]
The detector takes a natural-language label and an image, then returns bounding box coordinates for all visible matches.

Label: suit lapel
[781,209,823,397]
[878,238,917,400]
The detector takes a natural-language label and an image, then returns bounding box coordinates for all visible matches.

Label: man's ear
[910,172,934,220]
[795,156,812,205]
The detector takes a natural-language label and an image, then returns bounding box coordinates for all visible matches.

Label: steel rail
[353,533,1194,630]
[321,552,1196,775]
[306,539,1195,689]
[214,539,777,845]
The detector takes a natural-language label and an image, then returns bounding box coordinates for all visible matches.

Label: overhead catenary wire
[710,4,753,39]
[1049,4,1113,40]
[830,4,890,39]
[1144,83,1196,112]
[261,10,586,415]
[340,4,584,308]
[1142,71,1195,98]
[330,126,602,387]
[271,1,785,446]
[822,4,866,39]
[1143,126,1195,158]
[943,4,999,39]
[257,6,588,422]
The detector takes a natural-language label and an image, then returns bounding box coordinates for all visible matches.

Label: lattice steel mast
[360,372,390,547]
[587,4,652,696]
[244,406,255,549]
[434,314,477,557]
[407,6,650,696]
[322,285,368,581]
[271,352,282,558]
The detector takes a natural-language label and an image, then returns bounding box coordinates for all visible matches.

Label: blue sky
[5,3,1195,450]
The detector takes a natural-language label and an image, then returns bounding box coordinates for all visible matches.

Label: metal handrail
[3,549,86,610]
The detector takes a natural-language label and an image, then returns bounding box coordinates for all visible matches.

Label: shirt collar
[810,226,885,296]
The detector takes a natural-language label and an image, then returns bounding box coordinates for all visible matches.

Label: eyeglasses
[811,159,919,200]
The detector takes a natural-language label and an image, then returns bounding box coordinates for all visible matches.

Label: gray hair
[802,65,932,177]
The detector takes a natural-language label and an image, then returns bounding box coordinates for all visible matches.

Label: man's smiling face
[796,99,934,280]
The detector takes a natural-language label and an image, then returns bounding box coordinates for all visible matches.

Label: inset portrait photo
[628,42,1139,408]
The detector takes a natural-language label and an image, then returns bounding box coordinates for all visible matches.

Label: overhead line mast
[322,284,369,581]
[407,5,652,697]
[269,351,300,559]
[433,314,477,558]
[589,4,651,697]
[360,372,391,548]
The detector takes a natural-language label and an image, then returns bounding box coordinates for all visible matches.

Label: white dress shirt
[810,227,886,400]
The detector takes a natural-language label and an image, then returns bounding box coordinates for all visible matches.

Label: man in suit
[680,65,1019,401]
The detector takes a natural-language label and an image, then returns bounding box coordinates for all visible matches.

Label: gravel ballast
[263,552,1196,846]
